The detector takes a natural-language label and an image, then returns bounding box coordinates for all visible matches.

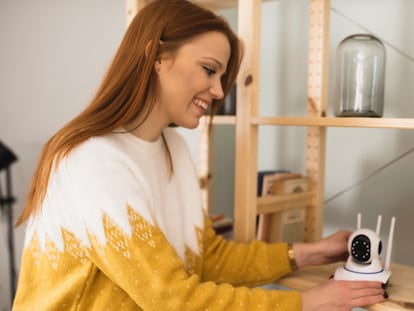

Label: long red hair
[16,0,243,225]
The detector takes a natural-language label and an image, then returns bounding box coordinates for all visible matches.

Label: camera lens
[351,234,371,263]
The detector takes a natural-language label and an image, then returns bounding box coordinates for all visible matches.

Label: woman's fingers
[348,280,383,290]
[345,281,387,307]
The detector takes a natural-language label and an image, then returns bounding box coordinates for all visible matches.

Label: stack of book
[256,171,309,243]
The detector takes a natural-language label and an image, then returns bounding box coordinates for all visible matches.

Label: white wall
[0,0,125,309]
[1,0,413,310]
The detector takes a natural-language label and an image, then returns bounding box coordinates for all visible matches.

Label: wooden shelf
[193,0,273,10]
[277,262,414,311]
[205,116,414,129]
[204,116,414,128]
[201,115,236,125]
[257,192,314,215]
[251,116,414,130]
[192,0,238,9]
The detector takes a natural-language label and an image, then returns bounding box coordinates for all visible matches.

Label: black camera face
[350,234,383,263]
[351,234,371,263]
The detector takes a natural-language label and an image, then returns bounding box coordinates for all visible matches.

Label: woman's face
[155,31,231,129]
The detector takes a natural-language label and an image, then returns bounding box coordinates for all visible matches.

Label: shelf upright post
[233,0,262,242]
[197,117,215,214]
[305,0,330,241]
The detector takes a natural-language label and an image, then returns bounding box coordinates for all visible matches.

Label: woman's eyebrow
[201,57,224,69]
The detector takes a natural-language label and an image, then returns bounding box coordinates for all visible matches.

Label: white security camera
[334,213,395,284]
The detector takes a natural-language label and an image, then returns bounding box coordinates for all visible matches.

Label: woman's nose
[210,78,224,100]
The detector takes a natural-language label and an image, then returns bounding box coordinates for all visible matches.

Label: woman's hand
[301,279,386,311]
[293,230,351,268]
[293,231,387,310]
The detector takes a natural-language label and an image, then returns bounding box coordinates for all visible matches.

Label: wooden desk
[277,263,414,310]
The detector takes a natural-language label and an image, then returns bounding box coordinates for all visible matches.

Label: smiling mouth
[193,98,208,112]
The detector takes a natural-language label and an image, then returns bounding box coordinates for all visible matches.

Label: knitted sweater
[12,128,301,310]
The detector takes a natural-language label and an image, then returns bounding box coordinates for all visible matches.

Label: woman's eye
[203,66,216,76]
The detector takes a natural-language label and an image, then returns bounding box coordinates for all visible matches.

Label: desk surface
[277,263,414,310]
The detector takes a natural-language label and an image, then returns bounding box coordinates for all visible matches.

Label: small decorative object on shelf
[210,213,233,238]
[334,34,386,117]
[334,213,396,285]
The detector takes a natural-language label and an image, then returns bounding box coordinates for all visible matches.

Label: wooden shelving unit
[252,116,414,129]
[230,0,330,243]
[224,0,414,245]
[126,1,414,309]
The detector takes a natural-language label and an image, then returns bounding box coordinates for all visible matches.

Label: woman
[13,0,386,310]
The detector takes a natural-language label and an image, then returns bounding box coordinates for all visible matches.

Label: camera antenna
[357,212,362,229]
[384,217,396,271]
[376,214,382,235]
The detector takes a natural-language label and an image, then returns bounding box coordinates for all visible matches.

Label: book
[257,172,300,241]
[269,176,309,243]
[257,174,309,243]
[256,170,289,196]
[272,176,310,195]
[261,173,302,196]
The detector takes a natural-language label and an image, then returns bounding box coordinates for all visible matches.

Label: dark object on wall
[334,34,386,117]
[217,84,237,115]
[0,141,18,303]
[0,141,17,170]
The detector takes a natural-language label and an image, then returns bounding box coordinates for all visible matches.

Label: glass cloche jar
[334,34,386,117]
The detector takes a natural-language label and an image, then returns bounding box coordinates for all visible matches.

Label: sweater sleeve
[201,216,294,287]
[86,207,302,311]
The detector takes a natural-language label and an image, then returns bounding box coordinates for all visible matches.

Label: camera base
[334,265,391,283]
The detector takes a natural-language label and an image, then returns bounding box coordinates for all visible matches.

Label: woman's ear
[154,58,161,73]
[146,40,164,73]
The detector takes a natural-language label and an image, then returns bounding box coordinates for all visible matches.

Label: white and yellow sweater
[13,128,301,310]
